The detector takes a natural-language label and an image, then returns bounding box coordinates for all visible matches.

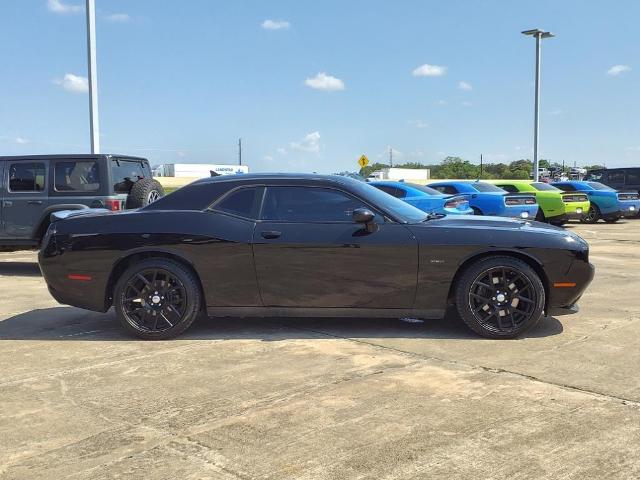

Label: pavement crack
[281,323,640,408]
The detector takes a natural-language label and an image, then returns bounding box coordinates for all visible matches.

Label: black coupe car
[38,174,594,340]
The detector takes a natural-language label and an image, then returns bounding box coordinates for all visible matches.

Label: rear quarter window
[54,161,101,192]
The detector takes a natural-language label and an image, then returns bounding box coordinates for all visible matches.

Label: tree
[359,162,389,177]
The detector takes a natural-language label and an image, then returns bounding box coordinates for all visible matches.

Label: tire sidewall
[455,256,545,339]
[114,259,201,340]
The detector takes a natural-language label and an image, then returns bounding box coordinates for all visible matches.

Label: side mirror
[353,208,375,224]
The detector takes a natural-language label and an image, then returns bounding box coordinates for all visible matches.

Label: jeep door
[3,160,50,240]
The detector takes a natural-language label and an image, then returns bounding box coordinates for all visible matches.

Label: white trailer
[368,168,430,183]
[153,163,249,178]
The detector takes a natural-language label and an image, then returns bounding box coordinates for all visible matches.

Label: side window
[374,185,397,197]
[497,184,518,193]
[433,185,458,195]
[9,162,46,192]
[261,186,376,223]
[54,161,100,192]
[213,187,263,219]
[111,159,145,193]
[392,188,407,198]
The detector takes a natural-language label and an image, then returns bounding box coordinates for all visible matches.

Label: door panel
[252,222,418,308]
[3,161,50,239]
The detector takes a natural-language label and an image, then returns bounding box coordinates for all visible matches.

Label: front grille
[562,194,588,203]
[618,192,639,201]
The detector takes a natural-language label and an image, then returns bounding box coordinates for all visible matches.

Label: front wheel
[114,258,202,339]
[454,256,545,339]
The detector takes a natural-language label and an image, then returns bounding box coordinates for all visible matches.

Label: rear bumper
[619,202,639,217]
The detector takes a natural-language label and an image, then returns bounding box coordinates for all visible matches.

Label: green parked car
[487,180,590,225]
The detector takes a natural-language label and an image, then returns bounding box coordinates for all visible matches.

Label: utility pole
[389,147,393,167]
[238,138,242,166]
[522,29,554,182]
[86,0,100,153]
[480,154,483,178]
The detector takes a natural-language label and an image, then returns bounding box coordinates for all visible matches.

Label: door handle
[27,200,43,205]
[261,230,281,239]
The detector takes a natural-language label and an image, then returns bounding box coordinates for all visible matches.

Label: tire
[580,204,601,224]
[454,256,545,339]
[535,209,546,222]
[114,258,202,340]
[471,207,483,216]
[604,217,619,223]
[127,178,165,209]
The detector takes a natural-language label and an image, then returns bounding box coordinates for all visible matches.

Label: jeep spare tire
[127,178,165,208]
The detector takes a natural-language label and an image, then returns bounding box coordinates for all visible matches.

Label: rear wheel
[580,204,601,224]
[454,256,545,339]
[471,207,483,216]
[114,258,202,340]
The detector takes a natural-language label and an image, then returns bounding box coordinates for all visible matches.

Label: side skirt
[206,306,446,320]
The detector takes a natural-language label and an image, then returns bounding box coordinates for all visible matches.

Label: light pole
[86,0,100,153]
[522,28,554,181]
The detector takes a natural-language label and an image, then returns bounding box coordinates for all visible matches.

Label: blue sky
[1,0,639,172]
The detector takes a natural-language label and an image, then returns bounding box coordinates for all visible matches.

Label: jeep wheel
[454,256,545,339]
[127,178,165,209]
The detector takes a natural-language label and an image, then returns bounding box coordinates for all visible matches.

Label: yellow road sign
[358,154,369,168]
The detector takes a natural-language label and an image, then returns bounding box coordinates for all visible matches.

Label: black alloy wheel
[455,256,545,339]
[114,258,201,339]
[580,204,601,224]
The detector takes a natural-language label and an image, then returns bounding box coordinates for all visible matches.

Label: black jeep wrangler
[0,154,164,251]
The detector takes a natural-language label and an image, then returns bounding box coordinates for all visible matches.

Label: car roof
[191,173,356,186]
[0,153,149,161]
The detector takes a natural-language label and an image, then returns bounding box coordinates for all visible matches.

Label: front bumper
[546,260,595,316]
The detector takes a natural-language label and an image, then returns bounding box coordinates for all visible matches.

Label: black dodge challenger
[38,174,594,340]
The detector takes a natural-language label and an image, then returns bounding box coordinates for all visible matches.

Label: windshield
[531,182,561,192]
[470,182,506,192]
[343,178,429,223]
[587,182,615,191]
[407,183,442,196]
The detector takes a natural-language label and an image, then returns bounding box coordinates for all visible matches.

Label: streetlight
[522,28,554,181]
[86,0,100,153]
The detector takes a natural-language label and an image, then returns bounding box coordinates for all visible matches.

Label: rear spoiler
[50,208,111,223]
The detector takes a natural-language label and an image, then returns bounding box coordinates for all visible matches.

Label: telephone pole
[389,147,393,167]
[238,138,242,166]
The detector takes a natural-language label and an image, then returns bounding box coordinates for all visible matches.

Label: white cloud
[607,64,631,76]
[304,72,345,91]
[436,100,447,106]
[276,147,287,155]
[412,64,447,77]
[461,101,472,107]
[14,136,29,144]
[548,109,564,116]
[47,0,83,14]
[458,81,472,90]
[626,146,640,151]
[106,13,130,23]
[263,155,274,162]
[408,120,429,129]
[262,19,290,30]
[53,73,88,93]
[290,131,321,154]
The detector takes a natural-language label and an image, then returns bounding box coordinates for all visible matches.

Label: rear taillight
[618,193,639,201]
[525,198,536,205]
[445,199,468,209]
[562,194,588,203]
[105,199,121,211]
[505,196,535,206]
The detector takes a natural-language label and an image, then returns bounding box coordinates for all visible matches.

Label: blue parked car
[428,181,539,220]
[552,180,640,223]
[369,181,473,215]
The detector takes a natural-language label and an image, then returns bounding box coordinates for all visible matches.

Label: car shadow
[0,306,564,341]
[0,262,42,277]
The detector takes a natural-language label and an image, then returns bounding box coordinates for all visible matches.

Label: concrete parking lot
[1,221,639,479]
